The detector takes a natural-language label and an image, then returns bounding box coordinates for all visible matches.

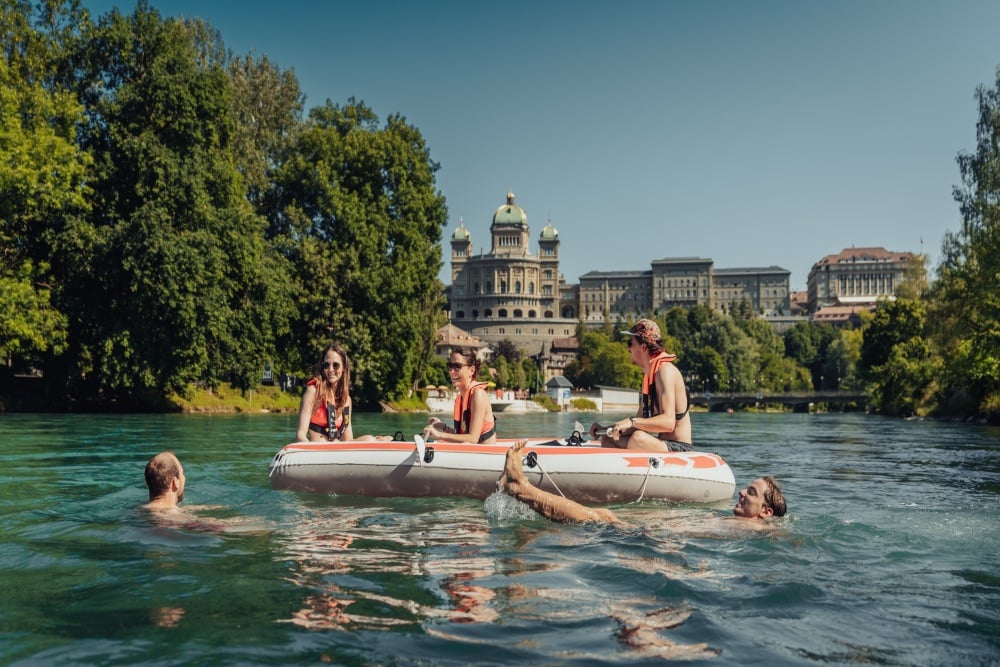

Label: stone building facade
[447,192,577,373]
[807,247,915,321]
[578,259,791,325]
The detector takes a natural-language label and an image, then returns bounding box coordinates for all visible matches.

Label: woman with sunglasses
[423,349,497,444]
[296,343,355,442]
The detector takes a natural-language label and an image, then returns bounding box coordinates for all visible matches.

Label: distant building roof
[813,247,913,268]
[789,290,809,316]
[550,337,579,351]
[545,375,574,388]
[812,304,873,324]
[435,323,487,351]
[579,269,650,279]
[713,265,790,275]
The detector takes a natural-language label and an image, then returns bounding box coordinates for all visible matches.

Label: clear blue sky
[85,0,1000,290]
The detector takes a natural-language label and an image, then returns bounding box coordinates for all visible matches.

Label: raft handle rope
[523,451,568,499]
[267,452,284,478]
[630,457,660,504]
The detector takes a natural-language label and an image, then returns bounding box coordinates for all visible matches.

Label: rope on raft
[630,457,660,504]
[530,456,568,499]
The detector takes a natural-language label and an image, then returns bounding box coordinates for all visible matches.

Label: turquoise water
[1,411,997,666]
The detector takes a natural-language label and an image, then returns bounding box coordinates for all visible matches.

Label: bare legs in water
[500,440,622,525]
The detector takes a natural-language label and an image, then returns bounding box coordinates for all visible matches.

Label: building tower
[447,191,577,357]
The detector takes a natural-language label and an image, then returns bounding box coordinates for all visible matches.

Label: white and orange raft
[268,435,736,504]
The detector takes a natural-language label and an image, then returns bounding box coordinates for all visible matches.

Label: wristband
[629,416,637,429]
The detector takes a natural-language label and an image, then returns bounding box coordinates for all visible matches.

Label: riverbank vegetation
[1,2,997,422]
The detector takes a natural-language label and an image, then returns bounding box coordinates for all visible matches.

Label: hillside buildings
[807,247,916,325]
[444,192,920,369]
[578,260,791,325]
[447,191,578,367]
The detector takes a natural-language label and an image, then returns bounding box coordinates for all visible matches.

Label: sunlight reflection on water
[0,412,997,665]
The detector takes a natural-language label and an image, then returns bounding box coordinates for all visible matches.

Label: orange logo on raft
[623,454,725,469]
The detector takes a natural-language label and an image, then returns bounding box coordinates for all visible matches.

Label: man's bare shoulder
[141,504,268,534]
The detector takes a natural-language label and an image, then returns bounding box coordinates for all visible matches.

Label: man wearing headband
[590,319,693,452]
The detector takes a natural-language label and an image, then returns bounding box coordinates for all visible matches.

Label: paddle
[578,420,614,440]
[413,434,426,465]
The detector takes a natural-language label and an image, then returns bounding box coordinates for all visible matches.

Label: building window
[499,309,508,318]
[456,310,465,318]
[514,309,523,318]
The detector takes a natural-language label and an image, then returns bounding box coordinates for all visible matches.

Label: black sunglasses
[447,362,467,370]
[321,361,342,371]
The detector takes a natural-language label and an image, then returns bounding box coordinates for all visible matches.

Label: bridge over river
[691,389,868,412]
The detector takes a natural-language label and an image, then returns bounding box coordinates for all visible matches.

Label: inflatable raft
[268,434,736,504]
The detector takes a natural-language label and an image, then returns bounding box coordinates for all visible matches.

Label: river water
[1,411,997,666]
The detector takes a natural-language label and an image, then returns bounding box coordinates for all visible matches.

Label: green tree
[860,300,926,375]
[867,337,938,416]
[861,299,935,415]
[228,52,304,216]
[0,21,89,369]
[667,305,762,391]
[271,99,447,406]
[783,320,839,389]
[493,356,511,390]
[521,357,542,393]
[64,5,295,400]
[931,68,1000,418]
[682,345,727,392]
[825,328,862,391]
[564,328,641,389]
[0,262,67,368]
[896,253,929,301]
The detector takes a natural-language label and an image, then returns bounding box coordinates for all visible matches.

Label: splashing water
[483,490,539,521]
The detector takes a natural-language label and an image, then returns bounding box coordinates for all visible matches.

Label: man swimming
[499,440,787,524]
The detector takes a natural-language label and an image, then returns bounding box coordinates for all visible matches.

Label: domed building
[447,191,577,366]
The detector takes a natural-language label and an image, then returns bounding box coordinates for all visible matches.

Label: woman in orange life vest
[423,349,497,444]
[589,319,693,452]
[296,343,355,442]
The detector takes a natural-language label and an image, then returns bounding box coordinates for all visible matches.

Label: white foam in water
[484,490,539,521]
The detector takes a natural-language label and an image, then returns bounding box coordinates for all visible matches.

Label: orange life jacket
[641,352,689,421]
[453,382,496,443]
[306,377,349,440]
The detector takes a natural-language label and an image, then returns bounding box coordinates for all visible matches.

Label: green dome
[451,221,471,240]
[492,191,527,225]
[540,222,558,239]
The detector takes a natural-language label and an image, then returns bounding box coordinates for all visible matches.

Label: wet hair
[145,452,181,499]
[762,476,787,517]
[450,348,482,375]
[313,342,352,413]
